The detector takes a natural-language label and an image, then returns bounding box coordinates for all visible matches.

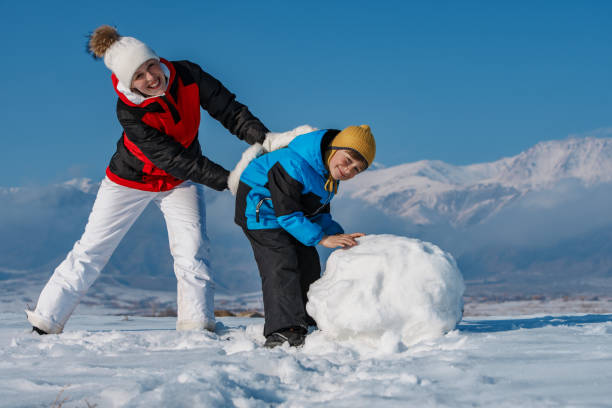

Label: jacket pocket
[255,197,273,223]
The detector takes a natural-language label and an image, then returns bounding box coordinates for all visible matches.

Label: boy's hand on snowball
[319,233,365,249]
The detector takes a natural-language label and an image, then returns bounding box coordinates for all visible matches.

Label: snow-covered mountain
[341,137,612,226]
[2,136,612,306]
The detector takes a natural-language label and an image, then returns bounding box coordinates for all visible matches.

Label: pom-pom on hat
[88,25,159,88]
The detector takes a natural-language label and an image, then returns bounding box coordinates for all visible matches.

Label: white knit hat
[88,25,158,88]
[104,37,158,88]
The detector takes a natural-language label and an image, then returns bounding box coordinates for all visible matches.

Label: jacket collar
[112,58,174,107]
[288,129,330,178]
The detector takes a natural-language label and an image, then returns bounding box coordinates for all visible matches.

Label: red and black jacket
[106,59,269,192]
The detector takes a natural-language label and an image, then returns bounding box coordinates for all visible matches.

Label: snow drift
[307,234,464,347]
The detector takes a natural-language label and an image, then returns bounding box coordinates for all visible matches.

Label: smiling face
[328,149,367,181]
[130,59,166,97]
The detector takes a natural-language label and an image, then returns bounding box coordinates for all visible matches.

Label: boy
[234,125,376,348]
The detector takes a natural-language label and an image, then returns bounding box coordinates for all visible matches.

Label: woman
[26,25,270,334]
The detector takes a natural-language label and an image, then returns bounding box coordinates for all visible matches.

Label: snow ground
[1,312,611,407]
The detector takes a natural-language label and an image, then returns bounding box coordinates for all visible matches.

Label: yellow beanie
[324,124,376,193]
[328,124,376,168]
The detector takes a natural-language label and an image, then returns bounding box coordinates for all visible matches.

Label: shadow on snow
[458,314,612,333]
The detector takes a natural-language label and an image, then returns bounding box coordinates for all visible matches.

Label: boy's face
[328,150,365,181]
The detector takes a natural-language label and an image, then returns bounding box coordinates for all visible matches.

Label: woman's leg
[27,177,153,334]
[155,181,215,331]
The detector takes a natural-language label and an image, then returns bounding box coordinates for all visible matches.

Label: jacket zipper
[161,95,181,124]
[255,198,272,223]
[307,190,333,218]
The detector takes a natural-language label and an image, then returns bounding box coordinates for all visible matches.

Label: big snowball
[306,234,464,346]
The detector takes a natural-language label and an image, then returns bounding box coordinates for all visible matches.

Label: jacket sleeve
[187,61,269,145]
[311,210,344,235]
[267,162,325,246]
[117,107,229,191]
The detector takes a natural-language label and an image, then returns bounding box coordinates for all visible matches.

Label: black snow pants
[243,227,320,337]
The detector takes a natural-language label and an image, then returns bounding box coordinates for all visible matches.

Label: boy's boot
[32,326,48,335]
[264,326,307,348]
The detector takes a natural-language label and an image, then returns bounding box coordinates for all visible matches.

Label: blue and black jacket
[235,129,344,246]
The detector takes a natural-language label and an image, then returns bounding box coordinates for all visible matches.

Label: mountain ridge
[2,135,611,301]
[341,136,612,225]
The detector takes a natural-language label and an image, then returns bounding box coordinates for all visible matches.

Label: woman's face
[328,150,365,181]
[130,59,166,97]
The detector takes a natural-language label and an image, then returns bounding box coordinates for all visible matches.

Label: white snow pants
[26,177,215,334]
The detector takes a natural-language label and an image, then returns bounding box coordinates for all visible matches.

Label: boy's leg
[27,177,153,334]
[296,244,321,326]
[243,228,308,337]
[155,181,215,331]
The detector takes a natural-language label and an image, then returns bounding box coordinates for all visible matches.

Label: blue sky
[2,1,611,187]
